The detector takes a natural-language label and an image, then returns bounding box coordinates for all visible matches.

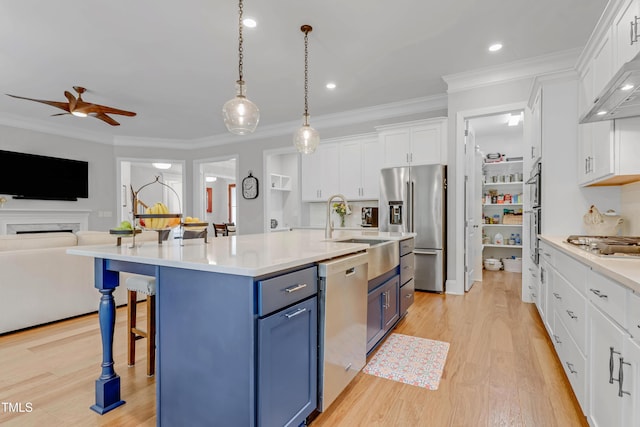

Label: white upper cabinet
[613,0,640,70]
[592,27,615,104]
[338,135,381,200]
[300,144,340,201]
[530,86,542,161]
[377,118,447,168]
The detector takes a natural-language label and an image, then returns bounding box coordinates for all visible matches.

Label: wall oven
[526,160,541,265]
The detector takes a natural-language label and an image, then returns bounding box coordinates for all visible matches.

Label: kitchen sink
[335,238,399,281]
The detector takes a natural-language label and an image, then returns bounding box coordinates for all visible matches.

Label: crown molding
[442,48,582,94]
[575,0,624,72]
[0,111,113,144]
[183,93,448,149]
[527,69,579,108]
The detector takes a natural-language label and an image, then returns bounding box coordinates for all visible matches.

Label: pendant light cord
[302,26,311,124]
[238,0,244,84]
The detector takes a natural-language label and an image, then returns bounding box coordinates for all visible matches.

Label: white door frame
[193,155,239,224]
[453,102,528,295]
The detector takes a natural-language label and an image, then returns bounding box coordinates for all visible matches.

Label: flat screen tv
[0,150,88,201]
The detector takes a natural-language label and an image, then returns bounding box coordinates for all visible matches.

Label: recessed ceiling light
[621,83,634,91]
[488,43,503,52]
[205,176,217,182]
[71,111,87,118]
[152,163,172,170]
[507,112,523,126]
[326,82,336,90]
[243,18,257,28]
[596,110,608,116]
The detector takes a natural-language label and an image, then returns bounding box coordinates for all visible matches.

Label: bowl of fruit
[137,202,182,230]
[109,220,141,236]
[182,216,207,231]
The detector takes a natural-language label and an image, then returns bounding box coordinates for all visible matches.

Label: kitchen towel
[363,333,449,390]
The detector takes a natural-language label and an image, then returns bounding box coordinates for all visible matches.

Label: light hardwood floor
[0,271,587,426]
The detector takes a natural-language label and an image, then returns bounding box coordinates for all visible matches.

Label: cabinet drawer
[539,241,556,268]
[555,251,589,295]
[554,312,587,412]
[553,274,587,354]
[400,279,415,316]
[588,271,628,329]
[400,252,415,285]
[399,238,414,256]
[627,291,640,343]
[258,267,318,316]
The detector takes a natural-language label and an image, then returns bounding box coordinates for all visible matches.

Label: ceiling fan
[6,86,136,126]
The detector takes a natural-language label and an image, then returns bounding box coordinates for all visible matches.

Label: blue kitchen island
[69,230,413,426]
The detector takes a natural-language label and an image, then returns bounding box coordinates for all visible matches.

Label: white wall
[0,124,117,231]
[621,181,640,235]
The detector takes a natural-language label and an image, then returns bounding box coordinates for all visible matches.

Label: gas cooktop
[566,235,640,257]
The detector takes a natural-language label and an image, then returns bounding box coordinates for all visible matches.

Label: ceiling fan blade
[6,94,70,112]
[84,104,136,117]
[93,112,120,126]
[50,113,70,116]
[64,91,77,111]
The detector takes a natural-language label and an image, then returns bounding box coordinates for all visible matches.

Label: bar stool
[126,274,156,376]
[213,223,228,237]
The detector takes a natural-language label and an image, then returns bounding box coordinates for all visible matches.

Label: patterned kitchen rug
[363,333,450,390]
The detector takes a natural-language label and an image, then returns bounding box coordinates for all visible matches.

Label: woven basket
[502,214,523,225]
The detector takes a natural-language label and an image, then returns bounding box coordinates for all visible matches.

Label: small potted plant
[332,202,350,227]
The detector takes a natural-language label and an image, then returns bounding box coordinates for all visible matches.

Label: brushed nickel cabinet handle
[553,292,561,299]
[566,362,577,374]
[553,334,562,344]
[619,357,631,397]
[285,283,308,293]
[610,347,621,384]
[284,307,307,319]
[566,310,577,320]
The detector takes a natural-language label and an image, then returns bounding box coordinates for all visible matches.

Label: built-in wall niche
[264,150,299,232]
[118,159,185,223]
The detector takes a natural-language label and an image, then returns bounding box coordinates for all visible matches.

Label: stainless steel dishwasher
[317,251,368,412]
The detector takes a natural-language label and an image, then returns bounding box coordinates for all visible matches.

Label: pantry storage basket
[502,257,522,273]
[502,213,523,225]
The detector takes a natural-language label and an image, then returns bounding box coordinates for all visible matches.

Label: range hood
[580,60,640,124]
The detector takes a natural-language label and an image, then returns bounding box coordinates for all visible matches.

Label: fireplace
[0,209,90,235]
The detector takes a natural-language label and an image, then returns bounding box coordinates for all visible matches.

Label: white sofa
[0,230,157,335]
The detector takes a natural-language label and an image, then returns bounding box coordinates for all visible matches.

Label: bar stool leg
[127,290,137,367]
[147,294,156,376]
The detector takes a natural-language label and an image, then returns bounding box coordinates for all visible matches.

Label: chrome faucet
[325,194,350,239]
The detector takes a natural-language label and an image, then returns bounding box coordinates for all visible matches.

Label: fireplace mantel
[0,209,91,235]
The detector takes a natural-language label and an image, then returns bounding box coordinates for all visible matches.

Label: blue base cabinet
[258,296,317,427]
[366,271,400,354]
[156,265,318,427]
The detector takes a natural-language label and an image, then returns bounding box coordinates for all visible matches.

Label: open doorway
[118,159,185,223]
[194,157,238,231]
[465,110,525,288]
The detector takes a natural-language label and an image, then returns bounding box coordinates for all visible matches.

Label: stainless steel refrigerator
[379,164,446,292]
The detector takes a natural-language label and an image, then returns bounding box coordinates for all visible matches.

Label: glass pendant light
[293,25,320,154]
[222,0,259,135]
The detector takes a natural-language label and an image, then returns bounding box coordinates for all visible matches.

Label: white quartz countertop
[67,229,416,277]
[540,235,640,293]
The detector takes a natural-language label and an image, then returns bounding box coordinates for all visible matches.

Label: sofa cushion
[0,232,77,252]
[76,230,158,246]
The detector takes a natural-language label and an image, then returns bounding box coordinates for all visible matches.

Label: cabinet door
[578,123,593,185]
[589,303,626,427]
[382,276,400,330]
[321,144,341,199]
[258,296,318,427]
[530,86,542,160]
[381,129,411,167]
[361,138,381,200]
[366,285,385,353]
[301,144,340,201]
[339,140,362,200]
[579,64,594,117]
[410,123,443,165]
[614,0,640,70]
[301,148,324,201]
[622,338,640,427]
[592,28,614,104]
[591,121,615,181]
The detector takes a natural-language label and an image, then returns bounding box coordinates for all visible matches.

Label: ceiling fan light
[71,111,87,118]
[294,116,320,154]
[222,82,260,135]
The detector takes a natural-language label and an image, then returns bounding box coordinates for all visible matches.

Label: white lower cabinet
[540,240,640,426]
[588,302,628,427]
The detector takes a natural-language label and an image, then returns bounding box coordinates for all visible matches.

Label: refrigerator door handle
[410,181,415,233]
[414,250,438,255]
[406,180,412,233]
